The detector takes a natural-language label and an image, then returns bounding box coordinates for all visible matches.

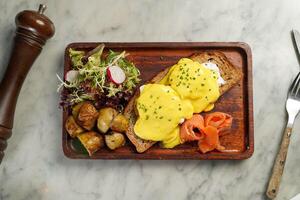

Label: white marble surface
[1,0,300,199]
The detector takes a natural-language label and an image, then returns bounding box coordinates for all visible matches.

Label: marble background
[1,0,300,199]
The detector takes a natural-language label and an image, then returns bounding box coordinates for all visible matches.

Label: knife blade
[292,29,300,61]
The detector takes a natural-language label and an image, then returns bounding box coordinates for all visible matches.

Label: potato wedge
[72,102,84,118]
[105,131,125,150]
[77,102,98,130]
[77,131,104,156]
[97,107,118,134]
[65,116,84,138]
[110,114,129,133]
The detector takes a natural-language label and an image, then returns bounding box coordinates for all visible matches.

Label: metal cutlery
[292,30,300,61]
[266,72,300,199]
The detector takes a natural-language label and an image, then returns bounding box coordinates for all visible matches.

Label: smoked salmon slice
[198,126,225,153]
[180,112,233,153]
[204,112,232,135]
[180,114,205,142]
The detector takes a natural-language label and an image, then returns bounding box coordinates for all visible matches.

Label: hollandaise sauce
[134,58,221,149]
[160,58,220,113]
[134,84,193,142]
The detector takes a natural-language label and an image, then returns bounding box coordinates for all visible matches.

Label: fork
[266,72,300,199]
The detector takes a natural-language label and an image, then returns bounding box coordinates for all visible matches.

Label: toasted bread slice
[124,51,242,153]
[124,95,155,153]
[124,67,170,153]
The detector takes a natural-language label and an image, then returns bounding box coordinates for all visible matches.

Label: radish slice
[65,70,79,82]
[107,65,126,84]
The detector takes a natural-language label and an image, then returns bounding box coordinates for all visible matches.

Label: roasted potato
[105,131,126,150]
[110,114,129,133]
[77,131,104,156]
[72,102,84,118]
[65,116,84,138]
[77,102,99,130]
[97,107,118,134]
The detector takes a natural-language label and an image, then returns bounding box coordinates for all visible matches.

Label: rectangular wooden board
[62,42,253,160]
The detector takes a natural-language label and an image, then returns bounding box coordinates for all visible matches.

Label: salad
[57,44,141,111]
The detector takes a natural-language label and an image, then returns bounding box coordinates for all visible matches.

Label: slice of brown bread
[124,51,242,153]
[123,67,170,153]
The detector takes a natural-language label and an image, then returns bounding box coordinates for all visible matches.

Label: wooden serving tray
[62,42,253,160]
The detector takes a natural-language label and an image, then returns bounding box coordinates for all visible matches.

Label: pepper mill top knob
[15,4,55,46]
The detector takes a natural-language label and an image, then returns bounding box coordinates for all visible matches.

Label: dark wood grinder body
[0,5,55,163]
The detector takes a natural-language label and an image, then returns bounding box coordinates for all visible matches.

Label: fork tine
[296,77,300,97]
[289,72,300,96]
[294,72,300,94]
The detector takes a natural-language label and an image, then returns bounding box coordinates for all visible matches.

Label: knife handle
[0,4,54,164]
[266,126,292,199]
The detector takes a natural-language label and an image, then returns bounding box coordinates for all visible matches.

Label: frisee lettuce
[57,44,140,106]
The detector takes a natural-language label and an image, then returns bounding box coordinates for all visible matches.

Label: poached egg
[134,58,222,148]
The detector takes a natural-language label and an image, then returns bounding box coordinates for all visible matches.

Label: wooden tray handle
[0,4,55,164]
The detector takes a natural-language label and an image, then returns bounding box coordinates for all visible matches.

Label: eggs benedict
[134,84,193,146]
[134,58,223,148]
[160,58,220,112]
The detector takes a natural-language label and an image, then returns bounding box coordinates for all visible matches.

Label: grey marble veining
[0,0,300,199]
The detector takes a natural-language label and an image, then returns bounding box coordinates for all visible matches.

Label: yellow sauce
[134,84,193,141]
[135,58,220,148]
[160,58,220,113]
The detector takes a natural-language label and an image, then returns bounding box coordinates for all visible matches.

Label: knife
[292,29,300,61]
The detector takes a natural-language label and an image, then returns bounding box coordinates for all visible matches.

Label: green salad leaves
[57,44,140,107]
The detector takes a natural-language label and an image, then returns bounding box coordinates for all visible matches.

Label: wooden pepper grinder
[0,4,55,163]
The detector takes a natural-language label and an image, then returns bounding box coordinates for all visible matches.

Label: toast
[124,51,242,153]
[123,67,170,153]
